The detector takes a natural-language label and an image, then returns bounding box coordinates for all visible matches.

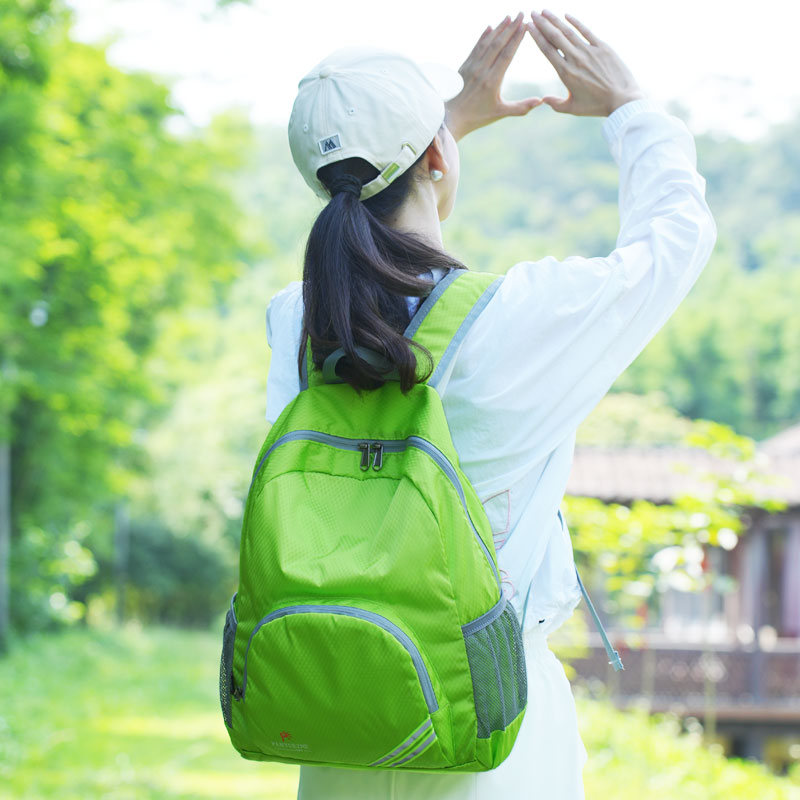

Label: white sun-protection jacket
[264,98,717,640]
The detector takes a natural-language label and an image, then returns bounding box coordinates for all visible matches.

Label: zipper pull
[371,442,384,471]
[358,442,371,471]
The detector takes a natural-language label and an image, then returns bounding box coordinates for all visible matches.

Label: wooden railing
[562,634,800,721]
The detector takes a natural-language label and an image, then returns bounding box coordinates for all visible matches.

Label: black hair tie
[329,174,363,199]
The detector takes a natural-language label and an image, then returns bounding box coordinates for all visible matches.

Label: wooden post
[703,582,718,744]
[641,641,655,711]
[114,504,130,626]
[0,440,10,654]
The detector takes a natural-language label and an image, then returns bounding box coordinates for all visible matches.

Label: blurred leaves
[3,6,800,638]
[1,1,258,631]
[567,399,786,628]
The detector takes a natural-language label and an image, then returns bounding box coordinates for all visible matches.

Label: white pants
[297,627,587,799]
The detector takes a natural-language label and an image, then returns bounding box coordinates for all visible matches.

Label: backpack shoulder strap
[405,269,503,389]
[301,269,503,390]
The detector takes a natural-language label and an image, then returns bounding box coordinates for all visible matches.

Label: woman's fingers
[501,95,544,116]
[493,14,528,72]
[530,11,577,59]
[478,13,524,71]
[540,9,586,50]
[462,24,495,66]
[526,20,568,79]
[542,94,572,113]
[461,15,516,75]
[528,11,643,116]
[565,13,600,46]
[464,16,507,66]
[447,13,546,139]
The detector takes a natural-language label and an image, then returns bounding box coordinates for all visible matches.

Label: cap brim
[418,62,463,101]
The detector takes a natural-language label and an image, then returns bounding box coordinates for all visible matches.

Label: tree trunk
[0,440,10,654]
[114,504,130,626]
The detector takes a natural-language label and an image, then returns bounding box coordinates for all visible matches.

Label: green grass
[0,624,298,799]
[1,624,797,799]
[578,693,799,800]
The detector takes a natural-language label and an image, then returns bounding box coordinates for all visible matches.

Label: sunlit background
[1,1,800,797]
[66,0,800,140]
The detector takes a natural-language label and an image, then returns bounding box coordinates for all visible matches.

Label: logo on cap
[318,134,342,155]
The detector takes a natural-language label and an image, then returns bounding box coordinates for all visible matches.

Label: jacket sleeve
[446,98,718,472]
[265,281,304,423]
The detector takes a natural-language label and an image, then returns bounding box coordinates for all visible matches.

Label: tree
[0,0,60,652]
[1,5,255,639]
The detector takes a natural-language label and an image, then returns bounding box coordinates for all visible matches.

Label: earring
[430,169,444,182]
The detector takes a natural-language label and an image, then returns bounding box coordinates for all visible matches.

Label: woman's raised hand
[527,10,644,116]
[445,13,543,141]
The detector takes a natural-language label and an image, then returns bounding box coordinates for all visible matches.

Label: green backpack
[219,268,528,773]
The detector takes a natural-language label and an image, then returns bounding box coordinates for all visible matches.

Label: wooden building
[563,424,800,770]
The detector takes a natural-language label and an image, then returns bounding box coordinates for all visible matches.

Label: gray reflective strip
[461,595,507,637]
[388,731,437,767]
[369,719,432,767]
[250,430,502,591]
[403,268,464,339]
[428,276,504,389]
[241,604,439,713]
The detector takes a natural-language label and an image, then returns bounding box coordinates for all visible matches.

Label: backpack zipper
[240,603,439,713]
[371,442,384,470]
[250,430,501,589]
[358,442,371,470]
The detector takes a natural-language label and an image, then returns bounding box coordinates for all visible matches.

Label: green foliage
[577,392,693,445]
[1,5,257,633]
[4,9,800,640]
[9,519,99,630]
[0,626,796,798]
[117,521,234,627]
[576,692,800,799]
[615,258,800,438]
[567,403,786,626]
[0,1,52,84]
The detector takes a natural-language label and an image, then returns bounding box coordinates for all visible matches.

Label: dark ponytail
[298,138,465,394]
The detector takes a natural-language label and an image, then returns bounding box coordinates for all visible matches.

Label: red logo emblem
[280,731,292,742]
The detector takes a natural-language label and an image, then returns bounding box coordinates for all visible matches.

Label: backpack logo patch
[318,134,342,154]
[272,730,310,751]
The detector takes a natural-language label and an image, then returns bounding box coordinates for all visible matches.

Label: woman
[265,10,716,798]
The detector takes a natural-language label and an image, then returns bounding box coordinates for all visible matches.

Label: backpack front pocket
[462,596,527,738]
[236,603,447,768]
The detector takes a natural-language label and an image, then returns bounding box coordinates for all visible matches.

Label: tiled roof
[761,424,800,457]
[567,440,800,506]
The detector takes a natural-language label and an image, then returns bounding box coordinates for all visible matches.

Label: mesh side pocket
[219,592,238,729]
[463,599,527,739]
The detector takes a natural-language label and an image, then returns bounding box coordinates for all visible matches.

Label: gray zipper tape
[250,429,502,590]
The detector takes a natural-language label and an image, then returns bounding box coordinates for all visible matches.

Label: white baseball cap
[288,47,463,202]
